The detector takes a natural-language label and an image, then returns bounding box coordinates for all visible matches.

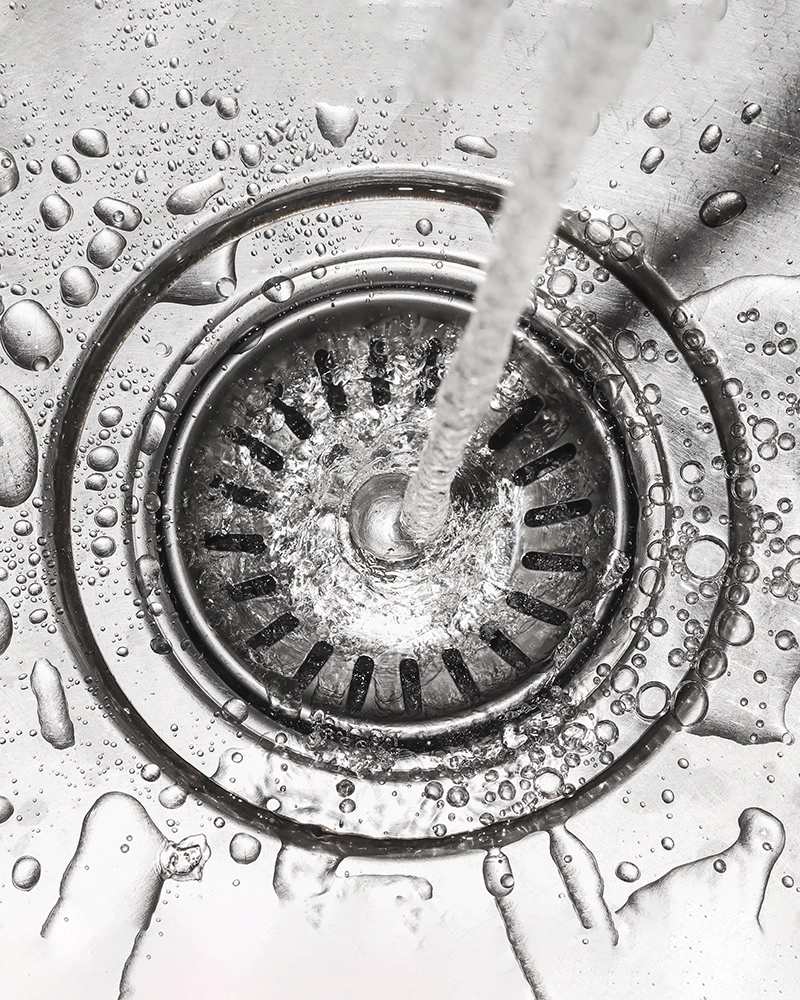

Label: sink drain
[54,168,733,847]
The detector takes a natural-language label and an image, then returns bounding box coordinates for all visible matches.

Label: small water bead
[662,837,674,850]
[0,148,20,196]
[673,681,709,727]
[60,266,98,307]
[339,798,356,813]
[72,128,109,157]
[741,102,762,124]
[715,606,755,646]
[713,858,727,873]
[26,159,43,175]
[40,193,73,231]
[141,763,161,782]
[685,536,728,579]
[644,105,671,128]
[534,769,564,799]
[698,645,728,680]
[222,697,248,723]
[454,134,497,159]
[129,87,151,108]
[230,832,262,864]
[87,228,126,269]
[262,275,295,303]
[547,269,577,296]
[615,861,641,882]
[662,789,675,804]
[637,682,670,719]
[700,190,747,228]
[584,219,613,245]
[314,103,359,147]
[91,536,116,558]
[416,218,433,236]
[640,146,664,174]
[12,856,41,891]
[699,124,722,152]
[776,630,798,650]
[783,876,795,888]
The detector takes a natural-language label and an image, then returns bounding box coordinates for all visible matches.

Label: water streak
[401,0,664,543]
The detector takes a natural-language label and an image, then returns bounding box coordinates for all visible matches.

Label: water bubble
[40,193,73,231]
[424,781,443,800]
[31,658,75,749]
[447,785,470,807]
[548,269,577,296]
[94,197,142,231]
[775,630,798,651]
[91,536,115,558]
[715,606,755,646]
[166,172,225,215]
[12,856,41,891]
[0,299,63,370]
[27,159,43,175]
[212,139,231,160]
[72,128,109,157]
[699,124,722,153]
[87,227,126,269]
[416,218,433,236]
[454,134,498,158]
[534,769,564,799]
[713,858,727,873]
[585,219,613,245]
[0,386,37,507]
[640,146,664,174]
[637,682,670,719]
[129,87,151,108]
[615,861,641,882]
[662,789,675,804]
[741,102,762,124]
[315,103,359,147]
[644,105,671,128]
[662,837,675,850]
[0,149,19,196]
[699,190,747,228]
[60,266,98,307]
[51,153,81,183]
[685,536,727,579]
[230,832,261,864]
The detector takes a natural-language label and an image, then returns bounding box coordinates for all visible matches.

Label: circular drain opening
[162,283,632,744]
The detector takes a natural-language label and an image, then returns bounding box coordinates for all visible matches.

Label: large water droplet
[51,153,81,183]
[87,227,126,268]
[40,193,73,231]
[454,134,498,158]
[741,102,762,124]
[166,172,225,215]
[0,149,20,197]
[0,385,37,506]
[31,658,75,749]
[60,266,98,307]
[483,848,514,897]
[315,103,359,147]
[684,536,728,578]
[140,410,167,455]
[0,299,63,370]
[12,856,41,891]
[640,146,664,174]
[644,105,671,128]
[715,606,755,646]
[673,680,709,727]
[699,190,747,228]
[72,128,109,157]
[699,124,722,153]
[94,196,142,231]
[229,832,262,864]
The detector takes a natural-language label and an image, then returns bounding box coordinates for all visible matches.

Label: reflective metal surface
[1,1,800,998]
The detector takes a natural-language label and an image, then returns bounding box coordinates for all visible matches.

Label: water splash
[401,0,665,543]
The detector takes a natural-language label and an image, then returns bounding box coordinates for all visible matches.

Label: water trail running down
[400,0,665,544]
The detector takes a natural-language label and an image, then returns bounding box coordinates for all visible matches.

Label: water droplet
[315,103,359,147]
[176,88,193,108]
[87,227,126,269]
[31,658,75,749]
[72,128,109,157]
[447,785,469,807]
[141,763,161,782]
[135,554,160,599]
[261,275,295,303]
[615,861,641,882]
[637,682,670,719]
[534,769,564,799]
[60,266,98,307]
[424,781,443,800]
[166,172,225,215]
[713,858,727,873]
[0,597,11,656]
[38,193,72,231]
[698,645,728,680]
[239,142,262,168]
[0,797,13,823]
[776,630,798,651]
[163,242,238,305]
[94,197,142,231]
[0,299,63,370]
[0,385,37,506]
[673,681,709,727]
[662,789,675,804]
[99,406,122,427]
[640,146,664,174]
[87,445,118,472]
[715,606,755,646]
[222,698,248,723]
[483,849,514,897]
[140,410,167,455]
[0,149,19,197]
[454,134,498,158]
[51,153,81,183]
[159,785,188,809]
[685,536,727,578]
[416,218,433,236]
[12,856,41,891]
[741,102,762,124]
[230,833,262,864]
[548,269,577,296]
[216,96,240,120]
[699,190,747,228]
[699,124,722,153]
[644,106,671,128]
[129,87,151,108]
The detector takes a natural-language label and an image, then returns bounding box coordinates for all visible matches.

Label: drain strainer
[56,168,734,846]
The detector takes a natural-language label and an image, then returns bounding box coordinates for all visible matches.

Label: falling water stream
[400,0,666,543]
